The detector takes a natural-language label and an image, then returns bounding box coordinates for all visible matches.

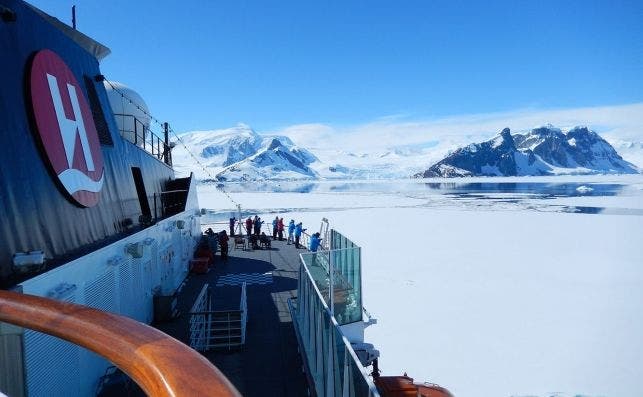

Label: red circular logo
[29,49,104,207]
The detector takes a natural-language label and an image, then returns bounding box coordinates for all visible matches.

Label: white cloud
[267,103,643,154]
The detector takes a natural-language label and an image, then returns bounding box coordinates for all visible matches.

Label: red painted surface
[29,49,104,207]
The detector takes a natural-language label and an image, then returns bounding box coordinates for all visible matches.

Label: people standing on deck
[287,220,295,245]
[277,218,284,241]
[229,217,236,236]
[309,232,322,252]
[254,216,263,236]
[309,232,322,264]
[218,230,229,262]
[272,216,279,240]
[245,217,253,236]
[294,222,306,249]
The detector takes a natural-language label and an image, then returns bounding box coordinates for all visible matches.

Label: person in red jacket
[245,217,253,236]
[277,218,285,241]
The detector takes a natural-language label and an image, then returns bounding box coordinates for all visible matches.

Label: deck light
[47,283,77,299]
[0,6,16,22]
[125,242,144,258]
[107,255,124,267]
[12,251,45,274]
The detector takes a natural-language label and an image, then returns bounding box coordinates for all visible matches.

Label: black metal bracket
[0,5,16,22]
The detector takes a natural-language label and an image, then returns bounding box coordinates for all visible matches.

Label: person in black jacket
[253,217,263,236]
[218,230,229,261]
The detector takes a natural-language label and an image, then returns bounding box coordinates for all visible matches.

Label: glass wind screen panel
[334,326,347,395]
[302,247,363,325]
[332,247,362,324]
[331,230,358,251]
[296,261,379,396]
[302,251,331,307]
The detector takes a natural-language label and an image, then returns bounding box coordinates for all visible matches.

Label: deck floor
[156,236,309,397]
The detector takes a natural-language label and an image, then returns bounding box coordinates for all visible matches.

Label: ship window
[83,75,113,146]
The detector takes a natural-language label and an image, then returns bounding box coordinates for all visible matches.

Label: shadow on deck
[156,237,308,397]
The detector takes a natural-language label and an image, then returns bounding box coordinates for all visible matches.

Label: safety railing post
[164,122,170,165]
[134,117,138,145]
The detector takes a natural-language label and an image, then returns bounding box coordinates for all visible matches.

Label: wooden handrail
[0,290,241,397]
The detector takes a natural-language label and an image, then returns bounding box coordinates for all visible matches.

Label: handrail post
[329,250,334,317]
[164,122,170,165]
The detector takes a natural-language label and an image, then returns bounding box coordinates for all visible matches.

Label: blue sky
[30,0,643,134]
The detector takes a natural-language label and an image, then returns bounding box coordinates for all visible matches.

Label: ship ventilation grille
[24,295,81,396]
[85,271,116,312]
[120,258,146,322]
[83,271,117,383]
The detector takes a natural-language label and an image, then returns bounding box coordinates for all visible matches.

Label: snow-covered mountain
[608,139,643,171]
[172,123,440,180]
[310,147,440,179]
[416,125,639,177]
[171,124,322,181]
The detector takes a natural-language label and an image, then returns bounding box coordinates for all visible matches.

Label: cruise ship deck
[156,236,308,396]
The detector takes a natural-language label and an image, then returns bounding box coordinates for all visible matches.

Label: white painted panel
[24,296,80,397]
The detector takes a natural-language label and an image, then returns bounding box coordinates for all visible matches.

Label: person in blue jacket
[309,232,322,265]
[294,222,306,248]
[309,232,322,252]
[287,220,295,245]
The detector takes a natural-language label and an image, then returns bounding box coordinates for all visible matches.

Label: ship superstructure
[0,1,203,395]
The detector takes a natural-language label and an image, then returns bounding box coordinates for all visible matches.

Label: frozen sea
[198,175,643,397]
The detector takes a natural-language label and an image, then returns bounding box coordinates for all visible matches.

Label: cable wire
[103,78,239,208]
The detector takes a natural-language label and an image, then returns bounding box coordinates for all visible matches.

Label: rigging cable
[102,78,240,208]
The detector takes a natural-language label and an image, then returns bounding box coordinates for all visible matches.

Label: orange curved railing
[0,290,241,397]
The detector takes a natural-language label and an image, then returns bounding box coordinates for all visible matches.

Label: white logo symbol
[46,73,104,193]
[47,73,95,171]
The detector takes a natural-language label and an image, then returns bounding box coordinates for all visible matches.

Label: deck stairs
[209,310,243,348]
[189,283,247,351]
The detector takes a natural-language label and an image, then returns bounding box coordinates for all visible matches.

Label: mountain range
[171,124,320,181]
[171,123,436,180]
[416,125,639,177]
[171,124,640,181]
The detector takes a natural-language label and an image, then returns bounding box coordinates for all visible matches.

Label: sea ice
[198,175,643,397]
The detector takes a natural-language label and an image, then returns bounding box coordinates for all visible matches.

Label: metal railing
[189,283,247,351]
[240,282,247,344]
[114,113,172,166]
[156,189,189,219]
[293,257,380,396]
[0,290,240,397]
